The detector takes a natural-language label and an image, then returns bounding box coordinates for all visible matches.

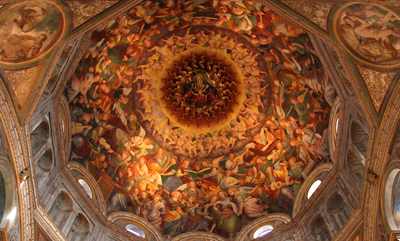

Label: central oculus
[159,48,243,129]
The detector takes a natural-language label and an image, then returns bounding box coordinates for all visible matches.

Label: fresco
[0,1,65,65]
[334,3,400,67]
[67,0,332,238]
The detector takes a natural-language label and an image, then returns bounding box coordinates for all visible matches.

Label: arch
[172,231,226,241]
[346,146,365,189]
[252,224,274,239]
[326,192,345,213]
[324,190,350,235]
[350,120,368,158]
[328,97,343,163]
[48,191,73,230]
[66,213,90,241]
[107,212,163,240]
[36,149,53,173]
[309,214,331,241]
[30,118,50,157]
[293,163,333,217]
[0,157,17,231]
[36,149,53,188]
[78,178,93,199]
[234,213,292,240]
[67,161,107,216]
[58,95,71,164]
[125,223,146,238]
[307,180,322,200]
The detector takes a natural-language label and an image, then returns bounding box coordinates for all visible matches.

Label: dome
[0,1,398,241]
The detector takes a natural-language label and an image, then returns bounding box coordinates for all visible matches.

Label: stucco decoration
[281,1,335,31]
[355,63,396,112]
[3,64,44,109]
[65,0,120,29]
[334,3,400,68]
[0,1,66,66]
[66,0,333,238]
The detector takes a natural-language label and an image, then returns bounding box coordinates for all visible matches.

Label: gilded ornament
[356,64,396,112]
[3,67,41,108]
[282,1,335,30]
[66,0,119,28]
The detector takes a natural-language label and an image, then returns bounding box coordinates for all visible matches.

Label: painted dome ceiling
[66,0,333,238]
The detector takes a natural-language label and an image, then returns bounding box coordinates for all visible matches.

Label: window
[125,224,146,238]
[307,180,322,199]
[78,178,93,199]
[253,225,273,239]
[334,113,340,140]
[335,116,339,135]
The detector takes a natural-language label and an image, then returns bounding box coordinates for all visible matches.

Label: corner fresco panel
[334,3,400,68]
[0,1,66,66]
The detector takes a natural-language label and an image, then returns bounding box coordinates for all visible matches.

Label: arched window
[78,178,93,199]
[307,180,322,199]
[334,113,340,140]
[252,225,274,239]
[125,223,146,238]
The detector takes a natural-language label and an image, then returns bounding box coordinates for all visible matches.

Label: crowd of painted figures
[136,26,272,158]
[68,0,335,238]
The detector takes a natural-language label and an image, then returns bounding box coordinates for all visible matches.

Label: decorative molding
[65,0,120,29]
[355,64,396,113]
[364,75,400,240]
[0,78,34,240]
[172,231,226,241]
[367,169,379,185]
[58,95,71,167]
[281,1,335,31]
[0,229,8,241]
[34,206,67,241]
[328,97,343,164]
